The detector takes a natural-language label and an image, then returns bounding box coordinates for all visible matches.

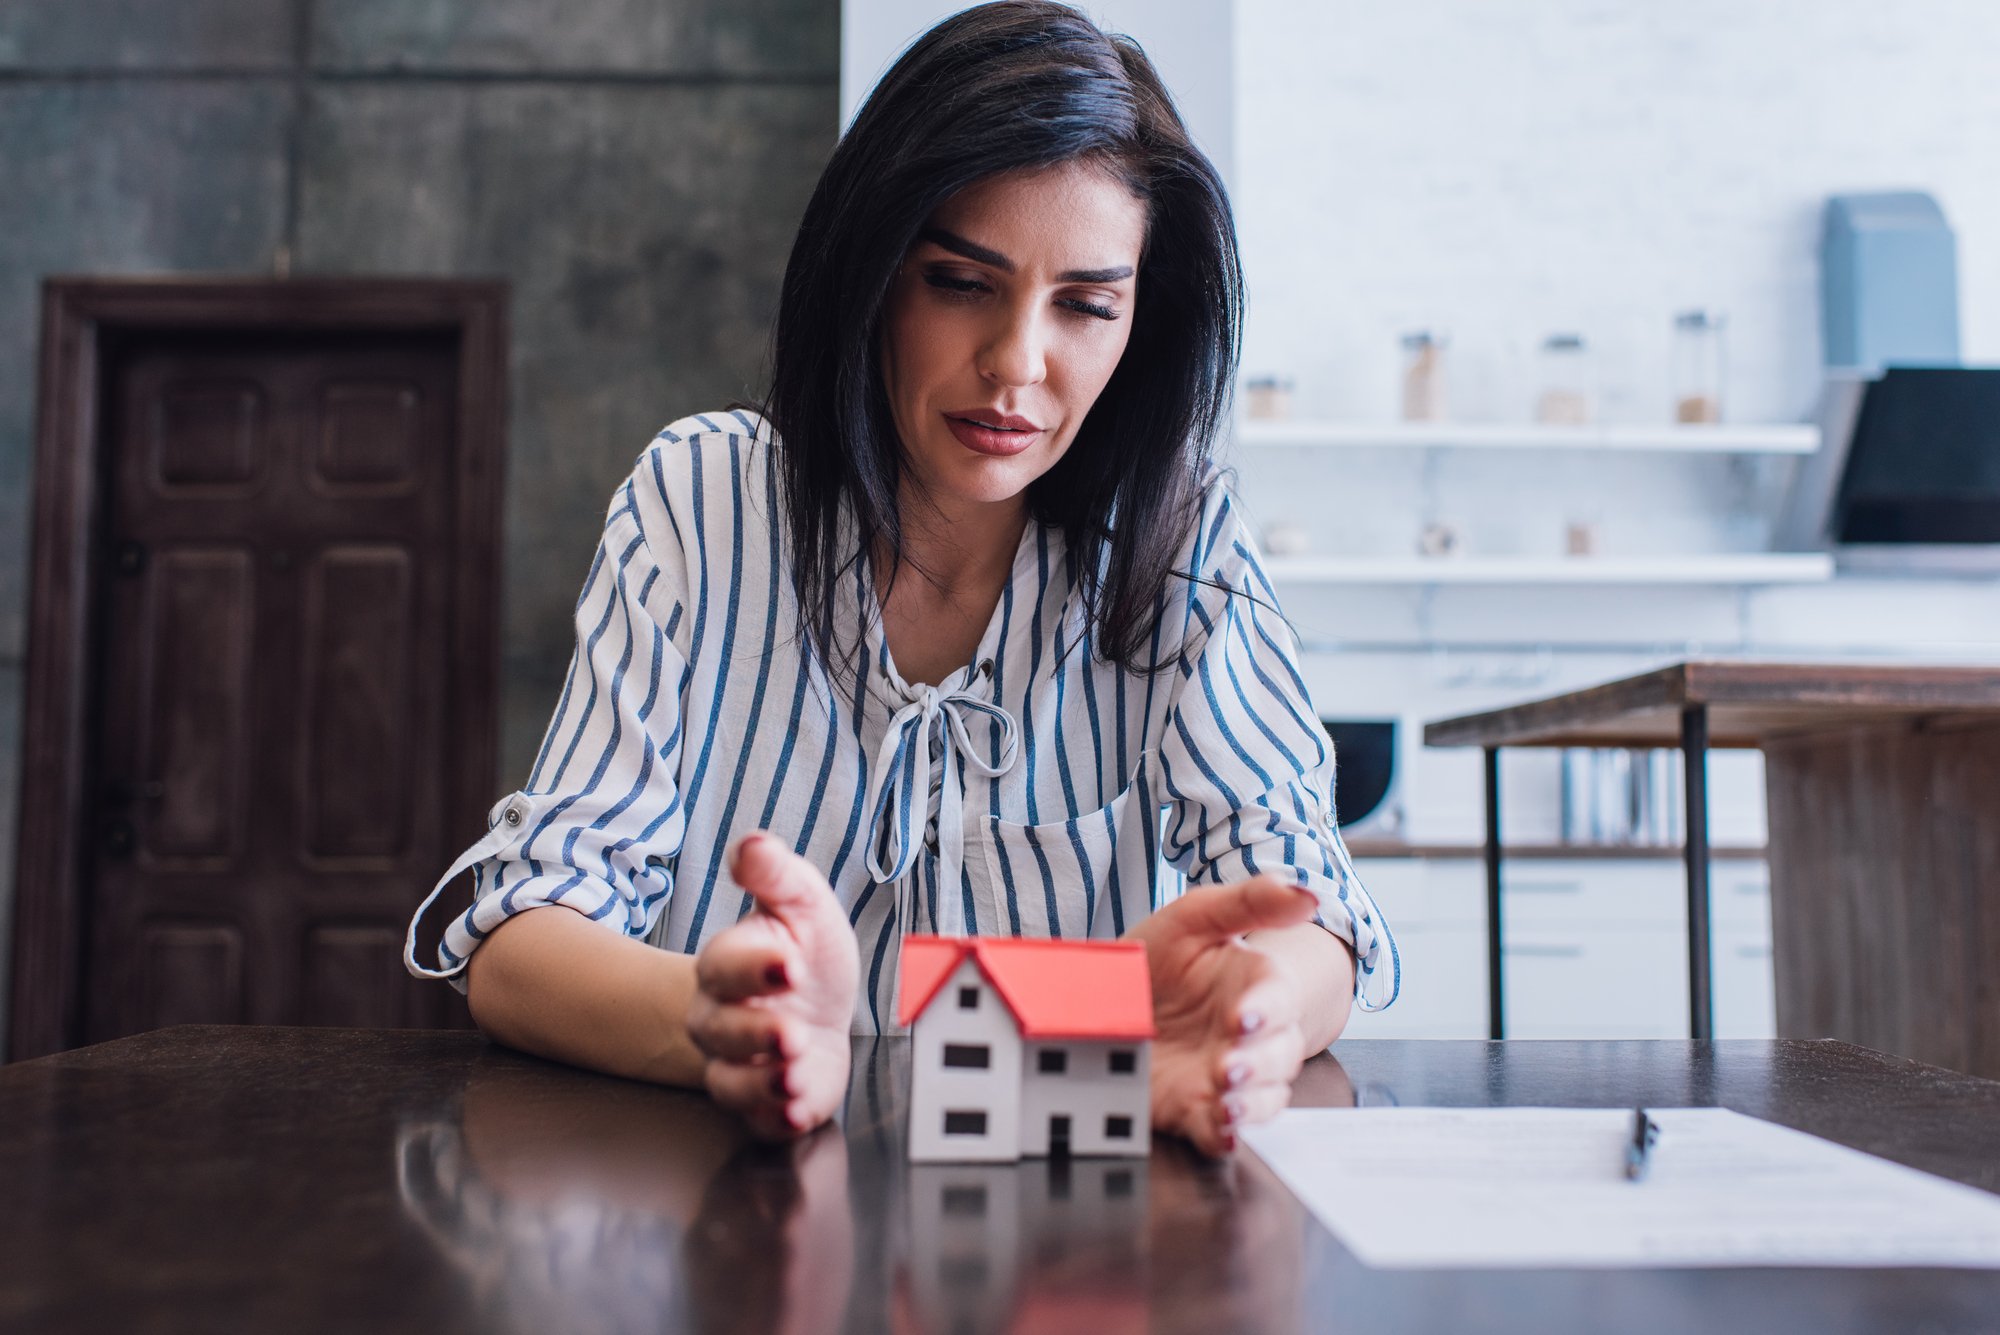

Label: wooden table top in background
[1423,660,2000,749]
[4,1027,2000,1334]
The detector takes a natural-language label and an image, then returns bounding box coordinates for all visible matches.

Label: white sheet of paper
[1241,1107,2000,1269]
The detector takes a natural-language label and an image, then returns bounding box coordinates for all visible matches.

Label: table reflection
[396,1054,852,1335]
[393,1044,1357,1335]
[904,1157,1147,1333]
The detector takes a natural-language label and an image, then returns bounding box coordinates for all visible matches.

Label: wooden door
[80,330,465,1039]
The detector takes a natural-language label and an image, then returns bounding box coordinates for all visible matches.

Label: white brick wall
[1229,1,2000,851]
[1235,0,2000,425]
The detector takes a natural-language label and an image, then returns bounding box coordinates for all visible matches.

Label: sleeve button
[504,806,524,827]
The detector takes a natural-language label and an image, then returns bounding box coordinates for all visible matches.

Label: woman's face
[879,160,1146,521]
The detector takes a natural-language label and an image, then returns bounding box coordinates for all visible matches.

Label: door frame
[9,277,508,1061]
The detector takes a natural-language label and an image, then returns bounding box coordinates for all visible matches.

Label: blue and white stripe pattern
[404,409,1399,1033]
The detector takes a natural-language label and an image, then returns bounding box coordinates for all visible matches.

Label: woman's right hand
[687,832,860,1140]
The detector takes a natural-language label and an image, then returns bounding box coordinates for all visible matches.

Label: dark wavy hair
[757,0,1242,677]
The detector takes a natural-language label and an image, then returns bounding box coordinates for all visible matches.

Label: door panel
[313,379,424,493]
[300,923,413,1028]
[300,546,415,863]
[143,548,254,864]
[84,331,464,1042]
[152,379,267,493]
[140,921,246,1029]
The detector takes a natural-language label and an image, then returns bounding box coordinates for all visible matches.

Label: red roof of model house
[897,936,1155,1040]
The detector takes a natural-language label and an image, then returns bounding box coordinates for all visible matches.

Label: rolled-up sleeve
[404,465,693,993]
[1154,487,1401,1012]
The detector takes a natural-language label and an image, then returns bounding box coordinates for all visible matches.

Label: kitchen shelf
[1345,839,1767,861]
[1262,553,1834,586]
[1235,420,1821,454]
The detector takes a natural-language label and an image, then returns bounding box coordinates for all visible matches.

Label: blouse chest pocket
[967,758,1156,941]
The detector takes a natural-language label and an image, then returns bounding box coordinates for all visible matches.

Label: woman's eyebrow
[918,226,1134,283]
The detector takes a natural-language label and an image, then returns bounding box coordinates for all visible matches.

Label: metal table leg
[1681,705,1714,1042]
[1483,745,1505,1040]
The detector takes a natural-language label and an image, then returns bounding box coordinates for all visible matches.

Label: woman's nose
[979,309,1047,389]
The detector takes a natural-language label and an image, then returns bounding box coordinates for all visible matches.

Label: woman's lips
[945,414,1041,457]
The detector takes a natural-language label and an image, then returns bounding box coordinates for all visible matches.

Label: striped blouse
[404,409,1399,1033]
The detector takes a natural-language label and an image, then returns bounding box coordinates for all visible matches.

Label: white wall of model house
[1017,1030,1149,1158]
[908,958,1150,1162]
[909,958,1026,1163]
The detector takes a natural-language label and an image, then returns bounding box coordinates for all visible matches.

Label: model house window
[942,1043,990,1069]
[1037,1049,1067,1074]
[1109,1049,1137,1074]
[957,986,979,1010]
[1105,1115,1134,1139]
[944,1110,988,1136]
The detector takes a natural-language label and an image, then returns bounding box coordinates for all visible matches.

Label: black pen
[1625,1107,1661,1182]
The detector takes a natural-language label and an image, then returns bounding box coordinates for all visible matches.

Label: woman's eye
[923,273,986,298]
[1060,297,1119,322]
[922,272,1119,322]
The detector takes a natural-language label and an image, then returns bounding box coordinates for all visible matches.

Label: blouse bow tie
[862,662,1019,936]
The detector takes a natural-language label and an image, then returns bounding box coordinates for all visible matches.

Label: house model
[898,935,1154,1163]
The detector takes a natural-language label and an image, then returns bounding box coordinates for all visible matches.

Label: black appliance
[1777,367,2000,573]
[1319,719,1396,831]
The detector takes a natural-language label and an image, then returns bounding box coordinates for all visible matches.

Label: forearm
[465,905,708,1088]
[1243,919,1357,1053]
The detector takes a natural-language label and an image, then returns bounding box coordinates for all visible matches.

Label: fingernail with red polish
[765,962,788,989]
[769,1068,789,1098]
[769,1032,784,1058]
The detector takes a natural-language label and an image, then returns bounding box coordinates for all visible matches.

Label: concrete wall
[0,0,838,1052]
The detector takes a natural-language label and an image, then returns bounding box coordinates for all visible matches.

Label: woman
[405,0,1397,1156]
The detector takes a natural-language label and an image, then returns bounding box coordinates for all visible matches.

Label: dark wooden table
[5,1027,2000,1333]
[1424,660,2000,1059]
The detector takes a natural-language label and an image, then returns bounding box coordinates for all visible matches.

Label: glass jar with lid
[1400,330,1447,422]
[1535,333,1593,425]
[1672,309,1726,423]
[1244,374,1294,420]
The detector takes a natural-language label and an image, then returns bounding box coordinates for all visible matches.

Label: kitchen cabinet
[1341,856,1773,1042]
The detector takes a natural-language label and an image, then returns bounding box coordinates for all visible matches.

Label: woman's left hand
[1124,875,1321,1156]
